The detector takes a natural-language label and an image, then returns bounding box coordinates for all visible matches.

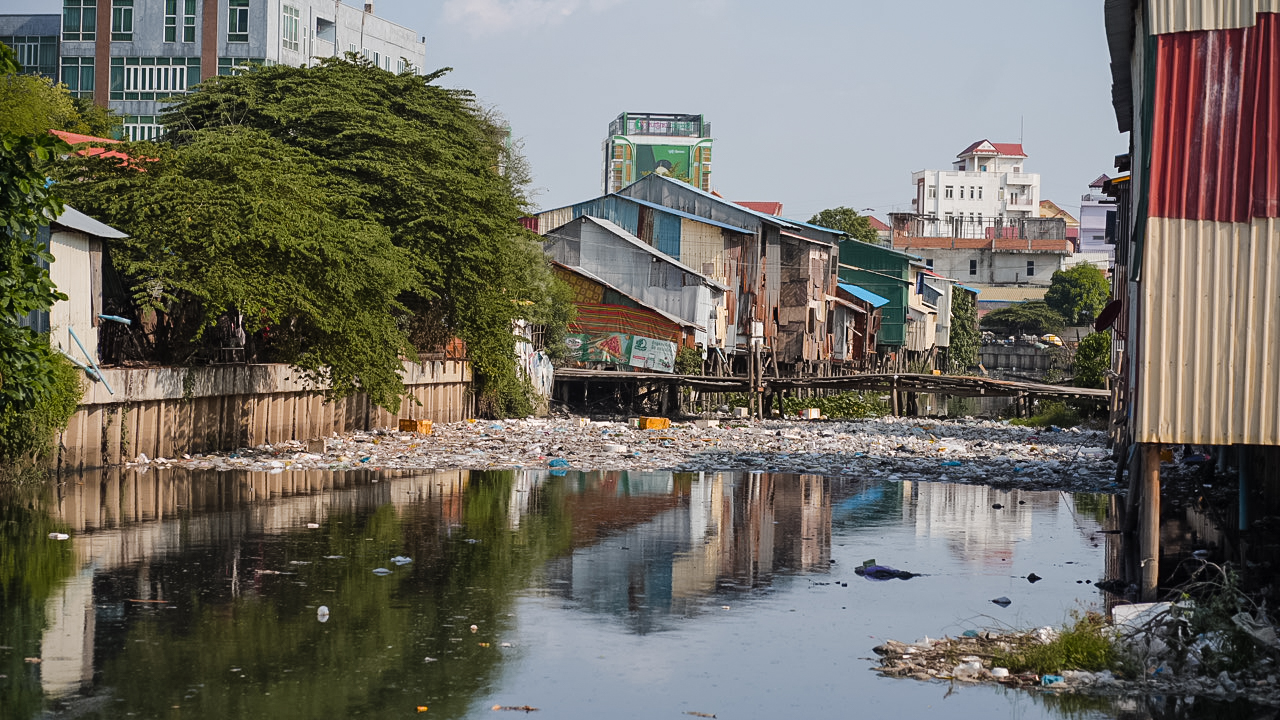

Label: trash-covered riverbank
[128,415,1119,493]
[871,603,1280,708]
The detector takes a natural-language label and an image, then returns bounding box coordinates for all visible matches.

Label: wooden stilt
[1139,443,1161,601]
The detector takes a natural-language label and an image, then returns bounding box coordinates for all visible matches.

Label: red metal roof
[735,201,783,216]
[957,139,1027,158]
[50,129,136,166]
[865,215,890,231]
[1148,12,1280,223]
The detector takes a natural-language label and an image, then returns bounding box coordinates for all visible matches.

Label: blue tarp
[837,283,891,308]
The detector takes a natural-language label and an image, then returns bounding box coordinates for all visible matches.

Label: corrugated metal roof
[837,283,890,308]
[1135,217,1280,444]
[778,217,844,238]
[1147,0,1280,34]
[623,196,753,234]
[955,283,982,294]
[735,201,783,216]
[1148,11,1280,222]
[971,286,1048,303]
[649,174,799,229]
[54,206,128,239]
[580,216,728,291]
[551,261,699,330]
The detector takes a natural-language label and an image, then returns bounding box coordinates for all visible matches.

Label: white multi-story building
[1078,174,1115,261]
[911,140,1041,225]
[2,1,425,141]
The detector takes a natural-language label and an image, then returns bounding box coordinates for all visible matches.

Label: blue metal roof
[778,217,844,236]
[620,195,753,234]
[838,283,890,308]
[955,283,982,294]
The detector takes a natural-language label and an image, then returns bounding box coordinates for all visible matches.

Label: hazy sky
[5,0,1127,221]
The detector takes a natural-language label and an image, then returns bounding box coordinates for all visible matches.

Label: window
[122,115,162,141]
[1026,260,1035,277]
[228,0,249,42]
[217,56,267,75]
[969,187,975,199]
[998,188,1005,201]
[165,0,196,43]
[372,50,380,67]
[63,0,97,41]
[2,35,58,77]
[969,259,977,276]
[111,0,133,41]
[396,57,406,73]
[348,43,357,55]
[944,185,954,199]
[925,258,934,269]
[60,56,94,97]
[282,5,300,51]
[927,185,936,199]
[980,164,987,171]
[977,187,983,200]
[110,56,201,100]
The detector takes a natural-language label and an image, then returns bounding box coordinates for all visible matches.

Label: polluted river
[1,417,1270,719]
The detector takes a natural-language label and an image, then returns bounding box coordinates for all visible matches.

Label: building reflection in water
[24,465,1118,717]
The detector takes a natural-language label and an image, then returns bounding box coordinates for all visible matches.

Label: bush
[780,391,889,419]
[1074,331,1111,388]
[0,352,84,470]
[980,301,1066,336]
[1008,400,1081,428]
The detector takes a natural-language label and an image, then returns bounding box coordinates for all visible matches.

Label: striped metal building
[1106,0,1280,448]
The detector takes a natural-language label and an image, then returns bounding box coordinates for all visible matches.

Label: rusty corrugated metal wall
[1131,6,1280,444]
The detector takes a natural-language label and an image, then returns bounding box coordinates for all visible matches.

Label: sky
[3,0,1127,222]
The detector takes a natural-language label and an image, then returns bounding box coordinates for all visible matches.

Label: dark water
[0,468,1265,719]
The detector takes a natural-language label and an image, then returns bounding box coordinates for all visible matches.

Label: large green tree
[1044,263,1110,325]
[0,43,84,467]
[980,300,1066,336]
[153,56,568,415]
[1073,330,1112,388]
[0,43,119,138]
[808,206,879,244]
[56,128,418,410]
[947,286,979,373]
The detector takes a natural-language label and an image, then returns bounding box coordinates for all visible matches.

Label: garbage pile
[133,415,1118,492]
[872,600,1280,706]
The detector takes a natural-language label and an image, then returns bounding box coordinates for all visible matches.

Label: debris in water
[1026,573,1042,583]
[317,606,330,623]
[391,556,413,565]
[491,705,538,712]
[991,596,1012,607]
[372,568,392,576]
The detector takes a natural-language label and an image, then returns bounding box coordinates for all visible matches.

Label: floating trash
[991,596,1012,607]
[48,533,70,541]
[372,568,393,576]
[317,606,330,623]
[391,556,413,565]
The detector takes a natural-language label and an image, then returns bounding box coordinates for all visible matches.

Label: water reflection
[0,467,1257,720]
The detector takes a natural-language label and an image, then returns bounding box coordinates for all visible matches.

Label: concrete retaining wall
[57,361,472,470]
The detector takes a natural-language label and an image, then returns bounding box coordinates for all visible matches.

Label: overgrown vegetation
[948,286,979,373]
[0,53,120,138]
[1007,400,1082,428]
[994,612,1116,675]
[1073,331,1111,389]
[0,43,84,472]
[51,55,572,415]
[772,391,889,419]
[675,347,703,376]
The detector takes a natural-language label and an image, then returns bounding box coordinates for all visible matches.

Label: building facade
[1077,174,1115,262]
[2,1,425,141]
[912,140,1041,223]
[603,112,713,194]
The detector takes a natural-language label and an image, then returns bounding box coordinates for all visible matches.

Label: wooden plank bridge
[553,368,1109,417]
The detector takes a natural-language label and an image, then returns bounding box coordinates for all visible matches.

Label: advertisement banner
[636,144,691,180]
[565,333,633,364]
[628,336,677,373]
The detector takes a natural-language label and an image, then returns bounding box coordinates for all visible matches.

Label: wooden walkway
[553,368,1110,402]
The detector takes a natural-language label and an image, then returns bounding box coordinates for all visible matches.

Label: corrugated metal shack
[616,174,843,374]
[542,216,726,350]
[1105,0,1280,598]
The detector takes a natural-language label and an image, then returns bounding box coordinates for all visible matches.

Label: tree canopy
[808,206,879,244]
[979,301,1066,336]
[947,287,979,373]
[0,43,119,138]
[54,55,571,415]
[1044,264,1110,325]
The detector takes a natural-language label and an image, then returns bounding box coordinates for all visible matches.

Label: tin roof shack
[889,213,1071,286]
[20,206,128,366]
[1104,0,1280,597]
[551,262,692,373]
[833,283,887,367]
[838,240,919,355]
[905,262,939,359]
[543,216,725,352]
[616,174,842,372]
[534,193,754,351]
[922,271,956,351]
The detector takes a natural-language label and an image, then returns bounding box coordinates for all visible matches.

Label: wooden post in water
[1139,443,1161,601]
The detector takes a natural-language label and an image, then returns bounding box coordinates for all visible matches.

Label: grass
[993,612,1116,675]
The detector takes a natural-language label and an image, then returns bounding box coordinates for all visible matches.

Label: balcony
[887,213,1068,248]
[1005,173,1036,185]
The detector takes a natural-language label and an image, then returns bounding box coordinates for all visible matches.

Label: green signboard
[636,144,691,180]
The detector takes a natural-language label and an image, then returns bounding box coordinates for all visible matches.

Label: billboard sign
[636,144,691,180]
